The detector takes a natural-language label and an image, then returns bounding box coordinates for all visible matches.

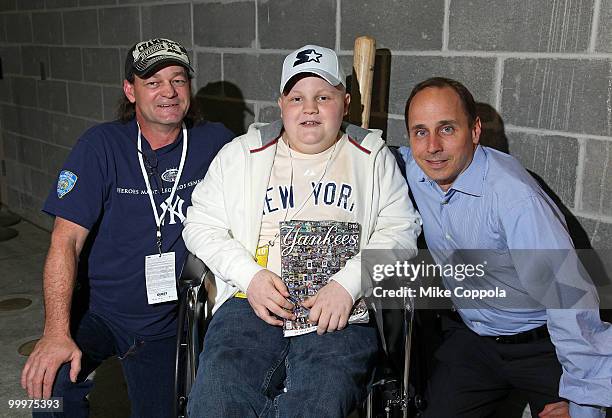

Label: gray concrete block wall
[0,15,6,42]
[0,0,610,252]
[582,140,611,216]
[597,2,612,52]
[82,47,121,83]
[32,11,62,44]
[340,0,444,50]
[5,12,32,43]
[449,0,594,52]
[501,58,611,136]
[193,1,255,48]
[46,0,78,8]
[99,6,140,45]
[49,46,83,80]
[22,45,49,76]
[141,3,192,46]
[37,79,68,112]
[63,9,98,45]
[506,133,579,206]
[258,0,336,49]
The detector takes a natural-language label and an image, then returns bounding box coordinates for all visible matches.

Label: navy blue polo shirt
[44,118,233,338]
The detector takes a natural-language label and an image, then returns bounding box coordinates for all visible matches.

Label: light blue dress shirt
[400,145,611,418]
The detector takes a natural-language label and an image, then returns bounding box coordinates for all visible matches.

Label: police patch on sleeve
[57,170,78,199]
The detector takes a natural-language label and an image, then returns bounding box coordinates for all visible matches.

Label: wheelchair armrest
[178,252,209,289]
[175,252,210,417]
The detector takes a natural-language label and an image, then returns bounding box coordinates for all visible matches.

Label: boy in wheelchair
[182,44,421,418]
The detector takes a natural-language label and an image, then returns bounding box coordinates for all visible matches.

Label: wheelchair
[174,253,428,418]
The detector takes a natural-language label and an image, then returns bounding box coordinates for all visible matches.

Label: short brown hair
[404,77,477,129]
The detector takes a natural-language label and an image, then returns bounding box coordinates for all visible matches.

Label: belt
[440,310,550,344]
[485,325,550,344]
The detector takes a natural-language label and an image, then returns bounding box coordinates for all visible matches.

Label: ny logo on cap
[293,49,323,67]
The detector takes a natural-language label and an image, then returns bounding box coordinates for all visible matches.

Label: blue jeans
[34,311,175,418]
[187,298,379,418]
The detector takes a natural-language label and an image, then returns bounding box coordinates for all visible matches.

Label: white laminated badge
[145,252,178,304]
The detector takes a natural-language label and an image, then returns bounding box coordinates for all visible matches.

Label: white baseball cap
[280,45,345,93]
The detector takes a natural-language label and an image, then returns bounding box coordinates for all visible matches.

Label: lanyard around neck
[137,122,188,254]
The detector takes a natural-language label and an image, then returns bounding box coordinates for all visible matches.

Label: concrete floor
[0,220,130,418]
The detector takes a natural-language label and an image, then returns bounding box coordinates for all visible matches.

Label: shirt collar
[399,146,427,183]
[449,145,486,197]
[132,118,185,156]
[400,144,487,196]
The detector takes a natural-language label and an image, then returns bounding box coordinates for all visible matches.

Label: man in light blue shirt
[399,77,611,418]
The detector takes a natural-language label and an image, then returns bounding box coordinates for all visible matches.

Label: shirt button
[445,233,451,240]
[441,200,448,205]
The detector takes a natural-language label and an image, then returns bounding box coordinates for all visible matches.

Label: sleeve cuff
[569,402,607,418]
[230,260,264,293]
[330,275,359,304]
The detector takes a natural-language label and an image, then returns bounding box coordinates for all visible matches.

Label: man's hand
[539,401,570,418]
[302,280,353,335]
[247,270,295,326]
[21,334,82,399]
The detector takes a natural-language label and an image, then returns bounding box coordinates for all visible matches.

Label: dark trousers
[422,316,563,418]
[34,311,176,418]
